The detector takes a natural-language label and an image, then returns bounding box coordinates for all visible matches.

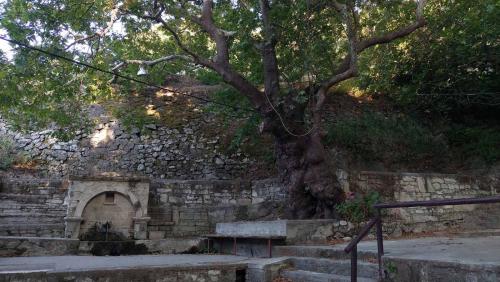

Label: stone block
[148,231,165,240]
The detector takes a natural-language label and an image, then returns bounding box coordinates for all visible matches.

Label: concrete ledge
[246,257,291,282]
[215,220,336,244]
[0,255,248,282]
[0,264,246,282]
[216,220,288,237]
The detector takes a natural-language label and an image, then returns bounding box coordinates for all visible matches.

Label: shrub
[446,125,500,165]
[336,191,380,224]
[0,136,15,170]
[326,111,446,165]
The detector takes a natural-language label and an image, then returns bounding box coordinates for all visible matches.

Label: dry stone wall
[0,107,256,179]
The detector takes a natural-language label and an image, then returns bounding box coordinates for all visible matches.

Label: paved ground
[3,236,500,274]
[334,235,500,266]
[0,254,250,273]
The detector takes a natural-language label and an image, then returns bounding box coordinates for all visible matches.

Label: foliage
[446,125,500,165]
[0,0,425,130]
[326,111,446,165]
[206,86,258,149]
[0,136,16,170]
[195,69,223,86]
[0,136,33,170]
[206,85,275,163]
[358,0,499,114]
[336,191,380,224]
[109,104,158,133]
[385,261,398,275]
[0,0,497,174]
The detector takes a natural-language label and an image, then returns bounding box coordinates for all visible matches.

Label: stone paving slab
[0,254,249,273]
[333,235,500,266]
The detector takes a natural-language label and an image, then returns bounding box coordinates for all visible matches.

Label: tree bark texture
[275,130,345,219]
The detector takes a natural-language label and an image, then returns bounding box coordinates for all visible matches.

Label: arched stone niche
[80,192,135,238]
[64,176,150,239]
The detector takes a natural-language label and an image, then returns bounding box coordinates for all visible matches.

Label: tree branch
[259,0,281,100]
[108,55,192,83]
[65,4,121,50]
[194,0,232,66]
[125,55,192,66]
[134,1,266,111]
[315,0,358,114]
[181,0,266,111]
[326,0,427,90]
[158,17,212,66]
[315,0,426,121]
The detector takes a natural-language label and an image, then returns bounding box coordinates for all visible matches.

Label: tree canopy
[1,0,431,132]
[1,0,498,217]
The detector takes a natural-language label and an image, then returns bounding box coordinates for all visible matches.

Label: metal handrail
[344,217,378,253]
[344,195,500,282]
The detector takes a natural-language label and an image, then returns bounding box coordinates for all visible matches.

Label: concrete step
[0,185,62,195]
[0,195,64,202]
[290,257,378,278]
[273,245,377,261]
[0,214,65,224]
[0,193,53,200]
[281,269,377,282]
[0,205,66,213]
[0,214,65,219]
[0,224,65,237]
[0,223,65,229]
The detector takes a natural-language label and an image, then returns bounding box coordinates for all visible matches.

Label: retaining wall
[0,105,259,180]
[349,171,500,234]
[0,170,498,242]
[148,178,286,238]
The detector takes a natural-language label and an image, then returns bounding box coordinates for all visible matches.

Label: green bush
[326,111,446,165]
[336,191,380,224]
[195,69,223,86]
[0,136,15,170]
[447,126,500,164]
[358,0,499,113]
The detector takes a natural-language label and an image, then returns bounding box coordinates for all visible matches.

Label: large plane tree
[0,0,427,218]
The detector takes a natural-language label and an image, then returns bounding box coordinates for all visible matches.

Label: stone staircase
[207,220,380,281]
[0,178,67,237]
[274,246,378,282]
[146,206,175,239]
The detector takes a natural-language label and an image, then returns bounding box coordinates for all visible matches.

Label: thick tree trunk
[274,130,345,219]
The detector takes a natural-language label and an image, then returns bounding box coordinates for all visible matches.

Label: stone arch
[80,191,136,239]
[64,177,150,239]
[74,187,144,219]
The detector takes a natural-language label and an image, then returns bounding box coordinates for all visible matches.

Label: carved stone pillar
[64,217,83,239]
[133,217,150,239]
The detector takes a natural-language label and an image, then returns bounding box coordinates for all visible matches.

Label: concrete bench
[204,220,336,257]
[203,234,286,258]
